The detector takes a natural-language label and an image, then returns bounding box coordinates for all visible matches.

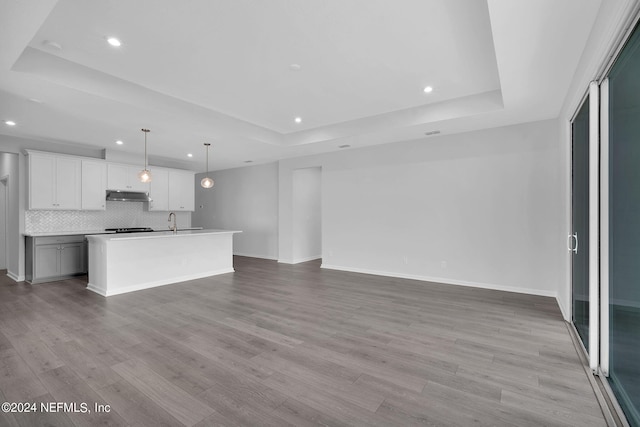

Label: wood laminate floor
[0,258,605,426]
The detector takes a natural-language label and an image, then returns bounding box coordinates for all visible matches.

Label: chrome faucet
[168,212,177,234]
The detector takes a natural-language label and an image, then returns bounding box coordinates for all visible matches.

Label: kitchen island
[85,229,241,296]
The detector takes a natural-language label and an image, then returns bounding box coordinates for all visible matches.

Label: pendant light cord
[205,142,211,175]
[142,128,150,170]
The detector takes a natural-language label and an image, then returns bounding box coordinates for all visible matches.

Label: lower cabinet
[26,235,87,284]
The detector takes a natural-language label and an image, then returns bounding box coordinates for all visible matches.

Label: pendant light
[201,143,214,188]
[138,128,152,183]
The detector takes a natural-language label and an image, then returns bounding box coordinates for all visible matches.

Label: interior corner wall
[279,119,563,297]
[193,162,279,260]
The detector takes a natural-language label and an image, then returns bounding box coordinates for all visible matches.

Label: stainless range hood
[105,190,151,202]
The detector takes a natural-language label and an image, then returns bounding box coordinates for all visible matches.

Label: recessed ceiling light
[294,117,302,124]
[115,140,123,145]
[289,63,301,71]
[338,144,351,149]
[28,98,44,104]
[107,37,122,47]
[5,120,16,126]
[424,130,441,136]
[187,153,193,158]
[42,40,62,50]
[423,86,433,93]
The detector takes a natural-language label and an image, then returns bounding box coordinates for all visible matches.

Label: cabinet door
[59,243,85,276]
[82,160,107,210]
[29,154,56,209]
[34,245,60,279]
[149,169,169,211]
[55,157,81,210]
[108,164,150,192]
[107,164,129,191]
[168,171,195,211]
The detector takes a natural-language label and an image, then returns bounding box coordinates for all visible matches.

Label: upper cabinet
[107,164,150,192]
[148,168,169,211]
[81,160,107,210]
[26,151,194,211]
[168,170,195,211]
[28,152,81,210]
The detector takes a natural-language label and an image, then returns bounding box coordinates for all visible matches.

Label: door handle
[567,233,578,254]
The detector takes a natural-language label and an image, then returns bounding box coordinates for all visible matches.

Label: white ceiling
[0,0,601,171]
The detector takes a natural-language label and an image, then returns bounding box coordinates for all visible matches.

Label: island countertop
[86,229,241,296]
[24,227,206,238]
[85,229,240,242]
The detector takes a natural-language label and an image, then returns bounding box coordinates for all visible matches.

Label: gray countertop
[24,230,116,237]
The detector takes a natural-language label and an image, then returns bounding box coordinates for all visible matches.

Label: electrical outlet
[404,256,409,265]
[441,261,447,269]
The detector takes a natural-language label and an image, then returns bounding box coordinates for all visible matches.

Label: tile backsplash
[25,201,192,233]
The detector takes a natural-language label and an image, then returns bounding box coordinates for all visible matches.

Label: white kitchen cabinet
[107,163,150,192]
[28,152,81,210]
[148,168,169,211]
[168,170,195,211]
[81,160,107,210]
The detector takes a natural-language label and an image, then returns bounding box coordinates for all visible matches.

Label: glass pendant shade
[139,128,152,183]
[138,169,152,183]
[201,176,214,188]
[201,142,214,189]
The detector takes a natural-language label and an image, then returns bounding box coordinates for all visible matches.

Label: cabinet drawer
[34,235,86,245]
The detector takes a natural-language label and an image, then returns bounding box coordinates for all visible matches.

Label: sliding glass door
[607,19,640,426]
[571,97,590,351]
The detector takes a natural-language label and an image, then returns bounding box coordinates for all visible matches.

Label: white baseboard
[86,282,108,296]
[555,298,640,322]
[279,255,322,264]
[6,271,25,282]
[234,252,278,261]
[557,296,570,321]
[320,264,558,298]
[87,268,235,297]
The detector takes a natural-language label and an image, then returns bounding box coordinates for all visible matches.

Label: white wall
[290,167,321,263]
[279,119,563,297]
[193,162,279,259]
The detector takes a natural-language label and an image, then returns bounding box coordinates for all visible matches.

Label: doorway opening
[291,167,322,263]
[0,176,8,272]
